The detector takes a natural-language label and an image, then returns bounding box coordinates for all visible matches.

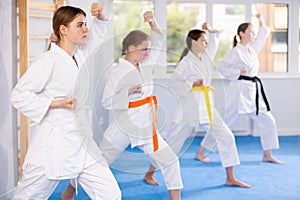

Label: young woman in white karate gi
[101,11,183,200]
[218,14,282,164]
[61,11,183,200]
[11,3,121,200]
[144,24,250,188]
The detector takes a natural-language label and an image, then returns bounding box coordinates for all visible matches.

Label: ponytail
[179,29,205,62]
[46,33,59,51]
[48,6,86,51]
[233,35,238,47]
[233,22,252,48]
[179,48,189,62]
[47,43,52,51]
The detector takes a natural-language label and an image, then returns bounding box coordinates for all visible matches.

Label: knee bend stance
[148,146,183,190]
[13,164,59,200]
[72,162,121,200]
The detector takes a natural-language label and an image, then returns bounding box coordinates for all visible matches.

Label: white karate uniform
[218,26,279,151]
[11,18,121,200]
[164,32,240,168]
[100,31,183,190]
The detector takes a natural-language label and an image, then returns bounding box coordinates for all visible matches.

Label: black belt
[238,75,270,115]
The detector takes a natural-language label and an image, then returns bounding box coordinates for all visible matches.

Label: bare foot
[195,153,211,163]
[61,190,74,200]
[61,183,75,200]
[263,155,283,164]
[226,178,250,188]
[144,172,159,186]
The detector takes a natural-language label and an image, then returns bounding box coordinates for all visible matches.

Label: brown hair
[121,30,150,55]
[179,29,205,61]
[233,22,251,47]
[48,6,86,50]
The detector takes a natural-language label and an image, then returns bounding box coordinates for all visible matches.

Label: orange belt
[128,96,158,152]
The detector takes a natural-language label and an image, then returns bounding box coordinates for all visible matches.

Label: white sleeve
[144,30,164,68]
[217,49,241,81]
[250,26,270,53]
[11,54,54,122]
[77,18,109,59]
[171,60,194,95]
[101,69,129,110]
[206,31,221,60]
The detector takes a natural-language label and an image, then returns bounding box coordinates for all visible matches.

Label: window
[110,0,299,76]
[113,0,154,59]
[166,2,206,72]
[212,3,288,73]
[212,4,245,67]
[256,4,288,73]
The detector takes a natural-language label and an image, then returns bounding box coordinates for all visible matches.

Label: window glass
[252,4,288,73]
[113,1,154,59]
[167,2,206,72]
[212,4,245,66]
[111,1,294,75]
[212,4,288,73]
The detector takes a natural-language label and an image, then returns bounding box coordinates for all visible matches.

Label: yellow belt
[192,86,214,128]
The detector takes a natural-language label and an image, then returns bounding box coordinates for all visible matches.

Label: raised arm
[250,13,270,53]
[91,2,107,21]
[143,11,164,65]
[202,22,222,60]
[143,11,162,35]
[77,2,109,58]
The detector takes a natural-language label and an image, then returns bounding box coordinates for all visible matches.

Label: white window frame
[108,0,300,78]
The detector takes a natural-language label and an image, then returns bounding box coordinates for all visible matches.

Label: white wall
[1,0,300,197]
[153,77,300,136]
[0,0,19,198]
[0,1,114,198]
[257,77,300,135]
